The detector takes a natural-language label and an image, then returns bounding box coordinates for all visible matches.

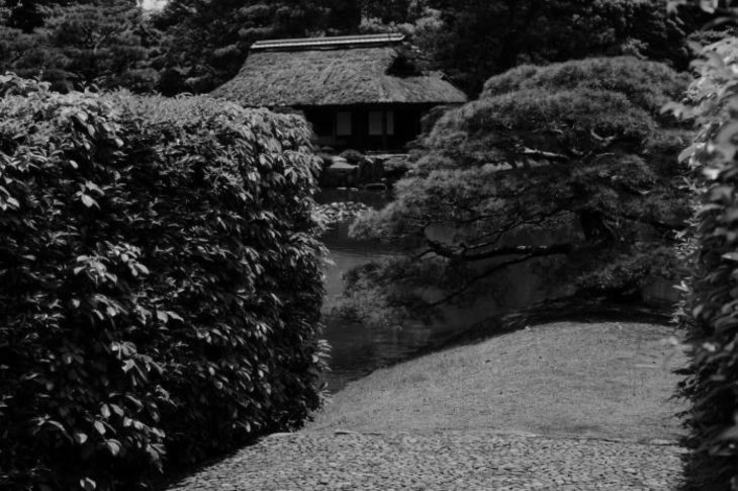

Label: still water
[315,189,677,392]
[316,190,548,392]
[321,227,463,392]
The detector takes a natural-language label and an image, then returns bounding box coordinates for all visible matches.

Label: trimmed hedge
[0,75,327,490]
[674,39,738,489]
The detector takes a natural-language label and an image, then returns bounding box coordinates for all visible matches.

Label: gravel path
[168,431,684,490]
[166,322,687,490]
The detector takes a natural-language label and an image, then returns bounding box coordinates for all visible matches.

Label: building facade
[212,33,467,153]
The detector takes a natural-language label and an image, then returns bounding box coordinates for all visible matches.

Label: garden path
[167,321,687,490]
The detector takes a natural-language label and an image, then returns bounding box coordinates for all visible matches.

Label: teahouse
[212,33,467,152]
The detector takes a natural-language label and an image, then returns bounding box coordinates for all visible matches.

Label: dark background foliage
[0,0,712,95]
[0,0,160,93]
[0,74,326,490]
[411,0,708,95]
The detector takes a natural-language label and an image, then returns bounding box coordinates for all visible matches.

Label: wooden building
[212,33,467,152]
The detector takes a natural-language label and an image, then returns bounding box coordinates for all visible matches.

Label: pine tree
[339,57,693,325]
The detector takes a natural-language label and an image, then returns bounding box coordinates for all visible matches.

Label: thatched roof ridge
[212,37,467,107]
[251,33,405,51]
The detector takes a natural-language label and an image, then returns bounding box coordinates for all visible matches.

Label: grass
[308,321,687,443]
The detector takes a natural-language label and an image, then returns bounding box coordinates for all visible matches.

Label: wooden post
[382,109,388,150]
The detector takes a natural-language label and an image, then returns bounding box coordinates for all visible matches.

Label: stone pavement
[167,430,684,490]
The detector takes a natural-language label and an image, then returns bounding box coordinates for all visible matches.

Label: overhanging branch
[429,254,535,307]
[606,210,686,232]
[426,239,575,262]
[427,239,608,308]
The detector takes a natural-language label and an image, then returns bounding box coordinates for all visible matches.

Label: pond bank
[309,321,686,442]
[315,189,678,393]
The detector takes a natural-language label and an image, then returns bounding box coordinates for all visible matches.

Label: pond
[317,190,552,392]
[315,188,679,393]
[322,227,460,392]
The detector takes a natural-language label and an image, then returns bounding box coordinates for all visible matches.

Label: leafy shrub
[0,75,326,490]
[672,36,738,490]
[339,149,366,165]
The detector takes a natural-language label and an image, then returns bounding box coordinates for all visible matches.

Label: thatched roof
[212,34,467,107]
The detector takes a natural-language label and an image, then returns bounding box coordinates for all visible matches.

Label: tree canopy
[0,0,104,32]
[150,0,708,95]
[362,0,708,95]
[0,0,158,92]
[339,56,692,326]
[152,0,362,94]
[0,0,710,95]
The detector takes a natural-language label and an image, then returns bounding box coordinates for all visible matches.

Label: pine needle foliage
[343,57,691,325]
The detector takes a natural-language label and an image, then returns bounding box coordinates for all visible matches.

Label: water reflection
[321,243,550,392]
[322,246,462,392]
[315,189,677,392]
[317,189,548,392]
[318,190,443,392]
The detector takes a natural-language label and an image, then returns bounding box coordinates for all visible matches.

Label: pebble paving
[167,430,684,490]
[167,322,686,490]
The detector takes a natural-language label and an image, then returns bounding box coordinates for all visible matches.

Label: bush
[0,75,327,490]
[339,149,366,165]
[673,37,738,490]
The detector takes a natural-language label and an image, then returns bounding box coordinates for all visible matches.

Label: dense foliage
[0,0,712,95]
[657,2,738,489]
[151,0,333,94]
[667,22,738,491]
[0,0,159,93]
[0,74,326,490]
[339,57,692,326]
[422,0,705,95]
[151,0,708,95]
[0,0,101,32]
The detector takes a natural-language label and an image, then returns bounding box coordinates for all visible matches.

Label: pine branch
[429,254,534,307]
[425,238,575,262]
